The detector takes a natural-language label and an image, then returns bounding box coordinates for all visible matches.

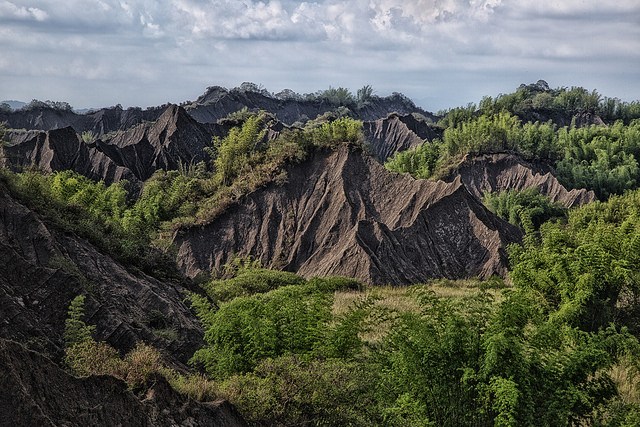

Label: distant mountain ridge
[0,85,437,135]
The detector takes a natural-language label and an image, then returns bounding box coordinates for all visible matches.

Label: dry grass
[332,278,503,343]
[609,357,640,405]
[332,278,502,317]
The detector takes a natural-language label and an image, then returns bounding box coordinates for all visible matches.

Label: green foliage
[191,284,332,378]
[555,121,640,199]
[218,355,381,427]
[385,140,442,178]
[213,115,266,185]
[81,130,96,144]
[509,190,640,332]
[304,116,364,149]
[377,290,493,426]
[167,114,363,225]
[386,111,640,198]
[204,267,306,303]
[64,295,95,347]
[1,169,179,275]
[484,188,567,232]
[319,86,355,106]
[443,111,523,157]
[356,84,374,108]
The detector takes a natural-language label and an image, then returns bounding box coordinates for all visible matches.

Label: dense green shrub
[386,114,640,198]
[218,355,381,427]
[555,121,640,199]
[191,284,333,378]
[509,189,640,332]
[204,267,306,303]
[385,139,442,178]
[484,188,567,232]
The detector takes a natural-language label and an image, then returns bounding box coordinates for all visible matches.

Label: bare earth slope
[2,105,214,184]
[0,339,246,427]
[363,113,440,162]
[3,126,137,183]
[175,148,521,284]
[444,153,596,207]
[0,186,203,364]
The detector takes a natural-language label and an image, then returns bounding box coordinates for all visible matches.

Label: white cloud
[0,0,638,111]
[0,1,48,21]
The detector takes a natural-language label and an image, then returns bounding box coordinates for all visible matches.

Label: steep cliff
[363,113,440,162]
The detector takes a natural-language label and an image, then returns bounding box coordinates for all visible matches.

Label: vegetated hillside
[0,339,246,426]
[0,183,203,365]
[444,152,595,208]
[443,80,640,128]
[362,112,441,162]
[174,146,521,284]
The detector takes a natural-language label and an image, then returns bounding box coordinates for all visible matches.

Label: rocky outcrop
[444,152,596,207]
[363,113,441,162]
[0,339,247,427]
[100,104,213,181]
[3,127,137,184]
[2,105,217,184]
[174,148,521,284]
[0,186,203,364]
[0,86,437,134]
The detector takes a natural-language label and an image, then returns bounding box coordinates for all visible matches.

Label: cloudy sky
[0,0,638,111]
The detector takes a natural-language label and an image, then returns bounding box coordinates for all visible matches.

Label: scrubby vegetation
[187,185,640,425]
[386,111,640,199]
[484,188,567,232]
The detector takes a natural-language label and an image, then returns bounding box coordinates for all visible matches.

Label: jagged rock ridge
[444,152,596,207]
[0,185,203,364]
[174,148,522,284]
[0,339,246,427]
[363,113,441,162]
[2,105,217,184]
[3,126,137,184]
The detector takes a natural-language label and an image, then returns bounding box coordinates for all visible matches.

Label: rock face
[3,126,137,184]
[0,186,203,364]
[175,148,521,284]
[444,153,596,207]
[3,105,215,184]
[99,104,214,181]
[0,339,247,427]
[363,113,440,162]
